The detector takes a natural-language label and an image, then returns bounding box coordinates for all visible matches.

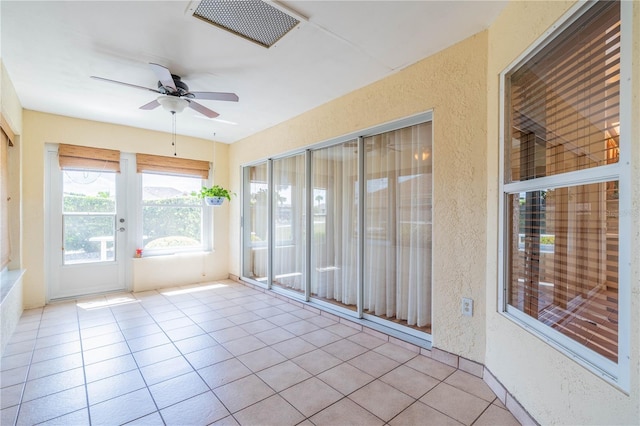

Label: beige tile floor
[1,280,520,426]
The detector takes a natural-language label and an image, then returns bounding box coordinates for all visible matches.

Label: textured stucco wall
[485,1,640,424]
[22,110,229,308]
[229,32,489,363]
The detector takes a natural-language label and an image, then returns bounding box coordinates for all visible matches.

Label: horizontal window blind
[508,183,618,362]
[58,144,121,172]
[508,0,620,182]
[136,154,210,179]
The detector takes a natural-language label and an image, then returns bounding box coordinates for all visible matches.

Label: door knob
[118,227,125,232]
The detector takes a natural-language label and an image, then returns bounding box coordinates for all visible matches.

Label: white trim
[497,0,630,390]
[503,163,621,194]
[505,307,619,383]
[613,0,633,392]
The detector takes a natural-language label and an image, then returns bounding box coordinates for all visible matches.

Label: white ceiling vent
[193,0,300,48]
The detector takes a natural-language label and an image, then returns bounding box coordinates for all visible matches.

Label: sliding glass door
[242,163,269,283]
[241,115,432,336]
[272,154,306,293]
[363,123,432,331]
[310,141,358,311]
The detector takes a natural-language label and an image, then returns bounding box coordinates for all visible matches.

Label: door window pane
[63,215,115,264]
[62,170,117,264]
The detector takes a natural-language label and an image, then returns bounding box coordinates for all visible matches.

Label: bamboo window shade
[58,144,121,172]
[136,154,210,179]
[508,0,620,182]
[1,129,10,268]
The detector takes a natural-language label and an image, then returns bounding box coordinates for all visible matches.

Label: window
[500,0,629,385]
[136,154,211,255]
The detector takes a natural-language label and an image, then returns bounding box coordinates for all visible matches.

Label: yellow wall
[229,31,490,363]
[22,110,229,307]
[8,0,640,423]
[1,60,23,271]
[485,1,640,424]
[0,59,25,353]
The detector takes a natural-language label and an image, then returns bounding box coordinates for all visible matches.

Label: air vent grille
[193,0,300,48]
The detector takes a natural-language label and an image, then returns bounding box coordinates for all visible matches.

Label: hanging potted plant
[194,185,235,206]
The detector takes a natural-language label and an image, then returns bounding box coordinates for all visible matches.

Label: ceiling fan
[90,63,238,118]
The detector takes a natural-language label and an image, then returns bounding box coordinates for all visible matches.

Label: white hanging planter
[204,196,225,206]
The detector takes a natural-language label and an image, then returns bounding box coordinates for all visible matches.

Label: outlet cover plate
[462,297,473,316]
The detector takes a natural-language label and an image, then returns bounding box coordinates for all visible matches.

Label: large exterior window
[501,0,627,381]
[141,173,205,253]
[136,153,211,255]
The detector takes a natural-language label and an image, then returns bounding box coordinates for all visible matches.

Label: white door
[47,149,129,299]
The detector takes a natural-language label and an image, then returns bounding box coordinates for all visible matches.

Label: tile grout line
[11,308,43,426]
[72,298,96,426]
[4,281,520,426]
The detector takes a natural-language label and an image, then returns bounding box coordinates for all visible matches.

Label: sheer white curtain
[311,142,358,307]
[364,123,432,328]
[243,164,269,281]
[272,154,306,292]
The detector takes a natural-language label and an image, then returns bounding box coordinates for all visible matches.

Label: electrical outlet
[462,297,473,317]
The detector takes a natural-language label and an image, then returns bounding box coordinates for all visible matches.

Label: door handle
[118,227,125,232]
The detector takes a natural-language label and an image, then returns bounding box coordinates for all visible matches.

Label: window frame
[497,0,631,390]
[137,171,213,257]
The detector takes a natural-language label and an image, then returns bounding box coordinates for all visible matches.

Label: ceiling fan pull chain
[171,111,177,156]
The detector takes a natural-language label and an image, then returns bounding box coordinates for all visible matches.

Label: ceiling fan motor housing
[158,75,190,96]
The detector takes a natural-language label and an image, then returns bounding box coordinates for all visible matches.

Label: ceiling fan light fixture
[158,95,189,114]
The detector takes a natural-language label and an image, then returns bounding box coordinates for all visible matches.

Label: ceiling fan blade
[139,99,160,110]
[190,91,239,102]
[188,100,219,118]
[90,76,160,93]
[149,63,176,92]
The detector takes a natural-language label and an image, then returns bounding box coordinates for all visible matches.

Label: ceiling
[1,1,506,144]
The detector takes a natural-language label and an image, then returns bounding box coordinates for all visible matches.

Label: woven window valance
[136,154,210,179]
[58,144,121,172]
